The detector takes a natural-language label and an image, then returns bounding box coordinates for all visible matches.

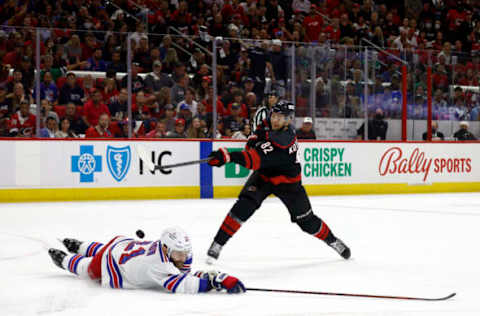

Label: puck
[136,229,145,239]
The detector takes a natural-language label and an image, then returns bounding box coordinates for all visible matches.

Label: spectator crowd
[0,0,479,139]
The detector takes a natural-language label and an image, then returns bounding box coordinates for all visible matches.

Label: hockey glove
[194,270,246,293]
[212,272,246,293]
[208,148,230,167]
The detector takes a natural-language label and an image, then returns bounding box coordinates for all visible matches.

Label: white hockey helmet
[161,226,192,259]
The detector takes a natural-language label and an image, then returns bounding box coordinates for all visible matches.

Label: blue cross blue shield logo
[71,145,102,183]
[106,145,131,182]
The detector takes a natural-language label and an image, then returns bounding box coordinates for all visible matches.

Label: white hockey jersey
[100,237,205,293]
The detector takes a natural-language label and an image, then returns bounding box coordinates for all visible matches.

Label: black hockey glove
[208,148,230,167]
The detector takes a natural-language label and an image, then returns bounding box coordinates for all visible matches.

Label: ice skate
[206,241,222,264]
[61,238,82,253]
[48,248,67,269]
[328,238,351,259]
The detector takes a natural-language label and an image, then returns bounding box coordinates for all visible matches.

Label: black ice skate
[48,248,67,269]
[62,238,82,253]
[206,241,223,264]
[328,238,351,259]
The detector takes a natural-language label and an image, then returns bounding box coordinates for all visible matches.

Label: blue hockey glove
[212,272,246,293]
[194,270,246,294]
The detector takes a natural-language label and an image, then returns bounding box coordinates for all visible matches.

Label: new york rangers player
[47,226,245,294]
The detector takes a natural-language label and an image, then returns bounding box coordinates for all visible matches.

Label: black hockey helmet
[271,100,295,119]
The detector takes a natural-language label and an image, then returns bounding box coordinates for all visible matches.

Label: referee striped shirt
[252,106,269,131]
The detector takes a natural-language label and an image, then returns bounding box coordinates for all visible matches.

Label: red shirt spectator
[303,10,324,42]
[102,89,119,103]
[466,58,480,73]
[203,99,225,116]
[85,126,113,137]
[221,1,245,21]
[202,89,225,116]
[329,4,347,19]
[413,43,429,65]
[101,78,119,102]
[81,34,99,61]
[446,8,466,32]
[3,46,23,68]
[225,102,248,119]
[81,75,97,101]
[85,113,113,138]
[324,24,341,43]
[111,119,137,138]
[151,8,168,25]
[391,8,401,25]
[83,90,111,126]
[146,121,167,138]
[8,101,36,137]
[202,86,224,115]
[459,68,478,86]
[171,1,192,27]
[225,91,248,118]
[433,70,449,90]
[431,36,444,51]
[326,0,340,14]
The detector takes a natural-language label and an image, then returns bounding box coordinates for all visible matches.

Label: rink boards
[0,139,479,202]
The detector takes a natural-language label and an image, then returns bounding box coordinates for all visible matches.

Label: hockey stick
[159,158,212,170]
[246,288,456,301]
[135,144,212,171]
[132,228,454,302]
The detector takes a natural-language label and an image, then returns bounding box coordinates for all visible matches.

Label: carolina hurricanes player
[47,226,245,294]
[206,100,351,263]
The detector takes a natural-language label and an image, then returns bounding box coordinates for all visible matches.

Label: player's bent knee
[230,198,258,222]
[296,212,322,234]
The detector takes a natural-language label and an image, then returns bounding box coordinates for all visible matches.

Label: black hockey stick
[246,288,456,301]
[159,158,212,170]
[135,144,211,171]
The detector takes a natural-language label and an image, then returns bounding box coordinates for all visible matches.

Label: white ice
[1,193,480,316]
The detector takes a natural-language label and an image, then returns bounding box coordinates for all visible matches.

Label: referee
[252,90,278,131]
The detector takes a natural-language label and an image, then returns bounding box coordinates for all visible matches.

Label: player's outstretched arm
[208,144,291,170]
[152,271,210,294]
[149,265,245,294]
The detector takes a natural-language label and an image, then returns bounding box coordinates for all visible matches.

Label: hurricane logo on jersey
[106,145,131,182]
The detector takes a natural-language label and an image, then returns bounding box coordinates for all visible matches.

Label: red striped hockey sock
[79,242,104,257]
[215,213,243,245]
[64,254,86,275]
[313,222,335,243]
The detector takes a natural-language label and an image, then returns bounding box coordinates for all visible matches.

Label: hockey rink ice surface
[1,193,480,316]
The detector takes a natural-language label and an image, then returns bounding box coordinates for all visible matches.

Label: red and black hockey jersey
[230,119,301,185]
